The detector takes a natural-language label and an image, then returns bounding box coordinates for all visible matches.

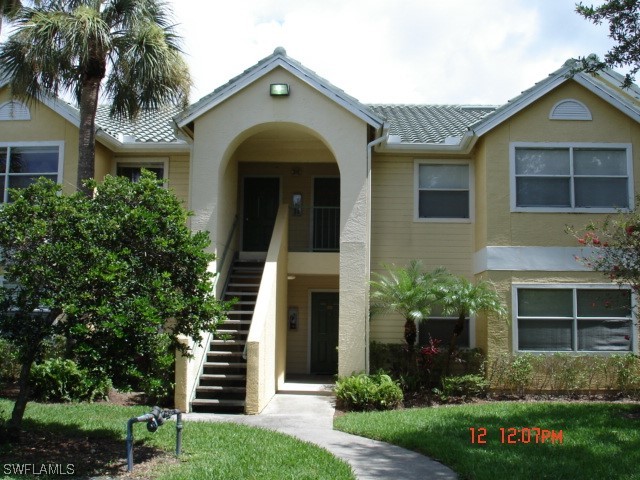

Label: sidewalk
[185,394,458,480]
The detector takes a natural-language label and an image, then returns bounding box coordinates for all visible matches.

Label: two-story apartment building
[1,48,638,413]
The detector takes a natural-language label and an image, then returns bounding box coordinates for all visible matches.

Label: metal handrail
[217,215,238,275]
[187,216,239,405]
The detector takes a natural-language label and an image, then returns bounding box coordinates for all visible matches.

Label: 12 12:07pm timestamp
[469,427,563,444]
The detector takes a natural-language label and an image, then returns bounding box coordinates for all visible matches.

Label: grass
[334,401,640,480]
[0,399,354,479]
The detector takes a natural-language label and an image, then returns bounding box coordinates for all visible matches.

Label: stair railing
[186,216,239,406]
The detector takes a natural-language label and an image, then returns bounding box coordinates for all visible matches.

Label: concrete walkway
[185,394,458,480]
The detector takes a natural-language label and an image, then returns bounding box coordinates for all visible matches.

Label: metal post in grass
[126,407,183,472]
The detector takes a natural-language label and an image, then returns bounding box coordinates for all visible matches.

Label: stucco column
[337,151,370,376]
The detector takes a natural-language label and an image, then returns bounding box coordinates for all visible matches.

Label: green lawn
[0,399,354,479]
[334,402,640,480]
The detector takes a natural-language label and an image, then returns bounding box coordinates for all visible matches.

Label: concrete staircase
[190,261,264,413]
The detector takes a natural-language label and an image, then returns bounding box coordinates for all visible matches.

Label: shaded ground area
[1,382,171,479]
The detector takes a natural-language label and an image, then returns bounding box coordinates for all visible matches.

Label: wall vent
[549,99,592,121]
[0,101,31,121]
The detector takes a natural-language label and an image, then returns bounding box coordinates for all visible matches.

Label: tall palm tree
[0,0,191,194]
[370,261,445,349]
[433,275,506,375]
[0,0,25,34]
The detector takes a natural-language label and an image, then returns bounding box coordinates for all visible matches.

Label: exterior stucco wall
[0,89,81,194]
[476,80,640,358]
[190,67,371,376]
[286,274,339,374]
[480,80,640,249]
[109,153,190,205]
[369,154,474,344]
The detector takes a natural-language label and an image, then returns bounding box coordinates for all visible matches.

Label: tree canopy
[0,0,191,193]
[575,0,640,87]
[0,172,229,439]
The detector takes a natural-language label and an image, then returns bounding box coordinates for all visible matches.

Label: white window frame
[414,159,474,223]
[113,157,169,181]
[510,142,634,213]
[512,283,637,354]
[0,141,64,203]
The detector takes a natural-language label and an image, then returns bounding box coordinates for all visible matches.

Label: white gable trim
[471,68,640,138]
[176,55,384,130]
[471,72,569,137]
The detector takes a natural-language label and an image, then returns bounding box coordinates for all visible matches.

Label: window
[416,162,470,220]
[514,285,633,352]
[511,143,633,212]
[0,144,62,203]
[418,313,470,349]
[116,162,165,182]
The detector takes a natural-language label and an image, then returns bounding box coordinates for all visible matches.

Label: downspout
[364,125,388,373]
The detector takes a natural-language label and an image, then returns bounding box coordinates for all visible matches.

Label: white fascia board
[474,246,596,274]
[176,57,384,130]
[471,74,569,138]
[572,74,640,124]
[39,96,81,128]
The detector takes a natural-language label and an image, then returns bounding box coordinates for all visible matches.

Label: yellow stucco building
[2,48,639,413]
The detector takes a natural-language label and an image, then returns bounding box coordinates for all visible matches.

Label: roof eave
[376,130,478,155]
[95,130,190,153]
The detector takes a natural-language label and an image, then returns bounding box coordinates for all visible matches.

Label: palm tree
[433,275,506,375]
[0,0,191,194]
[370,261,445,349]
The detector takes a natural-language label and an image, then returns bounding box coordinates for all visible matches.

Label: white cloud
[154,1,625,105]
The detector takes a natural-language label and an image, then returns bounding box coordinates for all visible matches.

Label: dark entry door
[242,177,280,252]
[310,292,339,374]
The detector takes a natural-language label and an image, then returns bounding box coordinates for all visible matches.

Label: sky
[168,0,623,106]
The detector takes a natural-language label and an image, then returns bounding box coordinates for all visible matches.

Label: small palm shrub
[335,372,403,411]
[30,359,111,402]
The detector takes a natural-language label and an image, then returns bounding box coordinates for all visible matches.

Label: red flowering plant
[417,336,445,387]
[569,208,640,290]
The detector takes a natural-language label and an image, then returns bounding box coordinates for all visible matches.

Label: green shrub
[335,372,403,411]
[0,339,21,381]
[437,374,488,401]
[30,359,111,403]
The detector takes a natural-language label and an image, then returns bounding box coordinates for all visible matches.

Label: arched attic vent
[549,99,592,121]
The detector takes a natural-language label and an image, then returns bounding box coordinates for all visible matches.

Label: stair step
[204,362,247,368]
[225,291,258,297]
[199,373,246,381]
[215,329,247,335]
[191,399,246,407]
[208,351,244,357]
[227,283,260,288]
[211,339,245,345]
[197,385,246,393]
[222,319,251,325]
[225,310,255,315]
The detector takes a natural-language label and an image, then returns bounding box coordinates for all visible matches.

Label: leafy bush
[30,359,111,402]
[0,339,20,381]
[436,374,489,401]
[335,372,403,411]
[488,353,640,397]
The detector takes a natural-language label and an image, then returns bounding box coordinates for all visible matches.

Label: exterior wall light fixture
[270,83,290,96]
